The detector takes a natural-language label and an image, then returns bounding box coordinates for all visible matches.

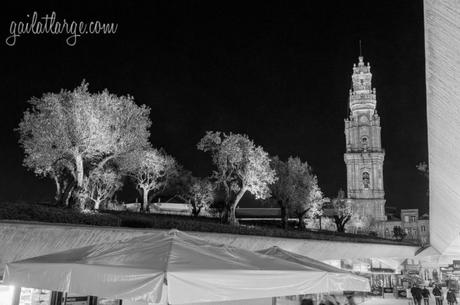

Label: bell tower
[344,55,387,221]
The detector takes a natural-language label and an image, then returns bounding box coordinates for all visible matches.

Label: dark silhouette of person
[411,284,423,305]
[422,286,431,305]
[301,299,314,305]
[433,284,443,305]
[447,288,457,305]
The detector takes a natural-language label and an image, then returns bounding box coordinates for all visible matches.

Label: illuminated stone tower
[344,55,387,221]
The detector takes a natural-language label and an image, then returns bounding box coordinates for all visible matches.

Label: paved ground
[362,297,437,305]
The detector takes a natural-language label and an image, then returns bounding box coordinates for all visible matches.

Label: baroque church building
[344,55,387,222]
[343,55,429,245]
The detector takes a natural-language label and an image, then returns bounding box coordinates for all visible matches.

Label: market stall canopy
[3,229,370,305]
[256,246,370,292]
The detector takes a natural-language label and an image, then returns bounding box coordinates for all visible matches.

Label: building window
[385,228,390,237]
[362,172,370,188]
[410,216,416,222]
[421,225,426,232]
[404,215,409,223]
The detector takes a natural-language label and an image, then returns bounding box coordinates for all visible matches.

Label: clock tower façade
[344,55,387,221]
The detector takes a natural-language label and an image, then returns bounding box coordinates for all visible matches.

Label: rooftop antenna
[359,40,362,57]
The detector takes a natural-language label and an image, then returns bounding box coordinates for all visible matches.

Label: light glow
[0,285,15,305]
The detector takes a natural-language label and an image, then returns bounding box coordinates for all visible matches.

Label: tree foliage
[270,156,324,230]
[85,168,123,210]
[330,189,353,233]
[179,176,215,217]
[17,81,151,207]
[416,161,429,197]
[393,226,407,241]
[119,148,179,212]
[197,131,277,225]
[294,175,324,228]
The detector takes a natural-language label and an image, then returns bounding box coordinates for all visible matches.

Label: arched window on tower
[361,136,368,150]
[362,172,370,189]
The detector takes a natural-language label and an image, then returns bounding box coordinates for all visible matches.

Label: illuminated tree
[197,131,277,225]
[330,189,353,233]
[85,168,122,210]
[293,175,325,229]
[179,177,215,217]
[270,156,323,230]
[120,149,179,212]
[17,81,151,207]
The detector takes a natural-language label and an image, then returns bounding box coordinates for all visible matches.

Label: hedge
[0,202,415,246]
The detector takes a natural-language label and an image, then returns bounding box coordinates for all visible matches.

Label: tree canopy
[330,189,353,233]
[18,81,151,208]
[270,156,324,230]
[178,176,215,217]
[119,148,180,211]
[197,131,277,224]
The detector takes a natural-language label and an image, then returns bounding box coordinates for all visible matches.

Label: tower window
[362,172,370,188]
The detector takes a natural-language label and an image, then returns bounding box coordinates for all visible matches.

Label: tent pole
[11,286,21,305]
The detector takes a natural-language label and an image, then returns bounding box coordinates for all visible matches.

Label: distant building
[376,208,430,245]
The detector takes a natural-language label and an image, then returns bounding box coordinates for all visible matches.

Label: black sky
[0,1,428,213]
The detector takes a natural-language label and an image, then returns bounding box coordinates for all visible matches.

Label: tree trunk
[97,155,115,170]
[94,199,101,210]
[64,184,74,207]
[53,175,61,204]
[228,188,247,225]
[296,210,308,230]
[297,215,304,230]
[72,153,85,210]
[228,203,238,225]
[221,205,229,224]
[319,216,322,230]
[281,205,289,230]
[335,217,345,232]
[221,181,231,223]
[334,216,344,232]
[75,154,84,187]
[192,206,201,218]
[142,187,149,212]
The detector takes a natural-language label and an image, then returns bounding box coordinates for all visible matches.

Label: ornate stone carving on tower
[344,56,387,221]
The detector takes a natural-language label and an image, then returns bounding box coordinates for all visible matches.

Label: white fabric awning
[3,230,370,305]
[256,246,370,293]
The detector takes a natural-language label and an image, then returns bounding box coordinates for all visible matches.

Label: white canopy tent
[256,246,370,293]
[3,230,369,305]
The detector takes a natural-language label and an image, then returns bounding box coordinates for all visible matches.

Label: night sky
[0,1,428,213]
